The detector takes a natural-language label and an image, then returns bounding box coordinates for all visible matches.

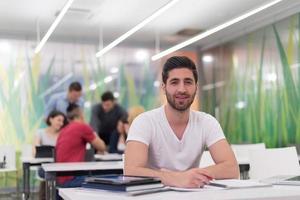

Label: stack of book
[82,174,164,193]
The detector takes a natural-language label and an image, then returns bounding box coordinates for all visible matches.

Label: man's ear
[161,83,166,93]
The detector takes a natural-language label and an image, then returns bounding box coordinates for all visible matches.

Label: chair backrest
[199,151,215,168]
[21,144,33,159]
[249,146,300,179]
[0,145,16,169]
[231,143,266,161]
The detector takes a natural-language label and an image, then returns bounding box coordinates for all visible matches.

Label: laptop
[261,175,300,186]
[35,146,54,158]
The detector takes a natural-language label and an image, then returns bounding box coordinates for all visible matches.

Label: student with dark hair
[56,104,106,187]
[125,56,239,188]
[44,81,84,117]
[34,110,68,154]
[90,91,127,145]
[33,110,67,200]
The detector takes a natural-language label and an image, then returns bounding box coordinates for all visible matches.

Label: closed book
[82,182,164,192]
[82,175,163,192]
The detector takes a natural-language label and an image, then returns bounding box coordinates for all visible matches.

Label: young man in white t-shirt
[125,56,239,188]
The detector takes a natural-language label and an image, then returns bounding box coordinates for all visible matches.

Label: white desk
[42,161,123,200]
[22,157,54,200]
[59,185,300,200]
[94,153,123,161]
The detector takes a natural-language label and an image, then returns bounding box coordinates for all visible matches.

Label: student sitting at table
[33,110,68,200]
[55,104,106,188]
[108,106,145,154]
[125,56,239,188]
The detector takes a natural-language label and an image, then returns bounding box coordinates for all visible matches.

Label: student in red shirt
[56,104,106,187]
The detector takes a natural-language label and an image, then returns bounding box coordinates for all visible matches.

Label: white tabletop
[22,157,54,164]
[59,185,300,200]
[94,153,123,161]
[42,161,123,172]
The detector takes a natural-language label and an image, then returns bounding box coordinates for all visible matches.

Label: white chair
[231,143,266,162]
[199,151,215,168]
[231,143,266,179]
[0,145,18,194]
[249,146,300,180]
[0,145,17,172]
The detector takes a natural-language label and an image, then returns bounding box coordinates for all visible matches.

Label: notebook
[208,179,272,189]
[35,146,54,158]
[261,175,300,186]
[83,175,163,192]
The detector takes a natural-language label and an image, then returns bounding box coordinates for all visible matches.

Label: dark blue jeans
[57,176,86,199]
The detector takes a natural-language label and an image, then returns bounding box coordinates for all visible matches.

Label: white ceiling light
[110,67,119,74]
[104,76,113,84]
[236,101,247,109]
[135,50,149,62]
[113,92,120,98]
[96,0,180,58]
[152,0,282,61]
[202,55,213,63]
[34,0,74,54]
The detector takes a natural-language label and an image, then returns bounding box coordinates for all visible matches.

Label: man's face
[68,90,82,103]
[102,100,115,113]
[163,68,197,112]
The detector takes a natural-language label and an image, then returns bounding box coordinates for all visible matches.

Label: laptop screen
[35,146,54,158]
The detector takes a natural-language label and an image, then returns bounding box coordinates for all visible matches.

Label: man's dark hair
[68,81,82,92]
[101,91,115,102]
[66,104,81,120]
[162,56,198,84]
[46,110,68,128]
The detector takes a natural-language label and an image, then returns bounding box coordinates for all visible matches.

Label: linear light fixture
[151,0,282,61]
[34,0,74,54]
[96,0,180,58]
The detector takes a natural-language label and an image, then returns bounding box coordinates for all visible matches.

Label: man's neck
[164,104,190,125]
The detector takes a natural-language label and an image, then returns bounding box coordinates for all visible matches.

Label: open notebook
[261,175,300,186]
[207,179,272,189]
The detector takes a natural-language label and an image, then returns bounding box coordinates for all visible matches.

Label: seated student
[34,110,68,154]
[125,56,239,188]
[55,104,106,188]
[108,106,145,154]
[33,110,67,200]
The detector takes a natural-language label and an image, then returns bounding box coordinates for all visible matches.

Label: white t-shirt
[127,106,225,171]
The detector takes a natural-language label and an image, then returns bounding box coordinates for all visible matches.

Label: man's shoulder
[191,110,216,122]
[91,103,102,110]
[67,122,92,131]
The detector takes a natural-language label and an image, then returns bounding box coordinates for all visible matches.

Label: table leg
[22,162,30,200]
[45,172,56,200]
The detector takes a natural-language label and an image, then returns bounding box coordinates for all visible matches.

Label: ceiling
[1,0,300,51]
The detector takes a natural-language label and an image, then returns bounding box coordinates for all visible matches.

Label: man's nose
[177,82,186,92]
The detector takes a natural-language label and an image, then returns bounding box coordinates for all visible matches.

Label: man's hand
[160,168,213,188]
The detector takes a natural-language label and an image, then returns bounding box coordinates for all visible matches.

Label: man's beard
[166,90,196,112]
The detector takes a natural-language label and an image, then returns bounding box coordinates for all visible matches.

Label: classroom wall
[0,38,198,148]
[199,13,300,147]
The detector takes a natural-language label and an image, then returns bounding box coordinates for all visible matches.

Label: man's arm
[90,134,106,153]
[125,141,212,188]
[205,139,240,179]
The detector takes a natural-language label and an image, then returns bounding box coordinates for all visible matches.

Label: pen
[208,182,228,188]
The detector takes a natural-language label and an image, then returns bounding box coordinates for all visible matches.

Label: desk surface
[59,185,300,200]
[94,153,122,161]
[22,157,54,164]
[42,161,123,172]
